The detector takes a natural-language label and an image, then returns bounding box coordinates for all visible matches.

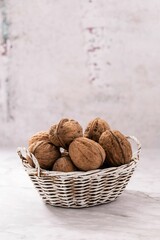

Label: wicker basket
[17,136,141,208]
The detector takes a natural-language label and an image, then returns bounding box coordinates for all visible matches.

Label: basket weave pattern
[17,136,141,208]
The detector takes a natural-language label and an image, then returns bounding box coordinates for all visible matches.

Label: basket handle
[126,136,141,160]
[17,147,41,177]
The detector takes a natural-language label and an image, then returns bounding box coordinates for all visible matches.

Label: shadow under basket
[17,136,141,208]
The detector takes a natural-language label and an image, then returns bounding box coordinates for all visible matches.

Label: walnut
[49,118,83,149]
[28,131,49,146]
[27,140,61,170]
[52,156,77,172]
[84,117,110,142]
[69,137,106,171]
[99,130,132,167]
[48,124,60,147]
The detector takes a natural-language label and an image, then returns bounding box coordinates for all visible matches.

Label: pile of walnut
[27,118,132,172]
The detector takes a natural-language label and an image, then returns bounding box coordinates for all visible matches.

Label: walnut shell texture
[49,118,83,149]
[99,130,132,167]
[52,156,77,172]
[69,137,106,171]
[84,117,110,142]
[49,124,61,147]
[28,131,49,146]
[27,140,61,170]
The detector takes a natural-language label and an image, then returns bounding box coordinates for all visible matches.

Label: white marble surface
[0,149,160,240]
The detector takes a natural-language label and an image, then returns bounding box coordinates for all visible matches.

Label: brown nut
[26,140,61,170]
[52,156,77,172]
[69,137,106,171]
[49,118,83,149]
[99,130,132,167]
[48,124,61,147]
[84,117,110,142]
[28,131,49,146]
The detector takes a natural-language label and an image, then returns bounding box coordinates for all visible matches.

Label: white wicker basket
[17,136,141,208]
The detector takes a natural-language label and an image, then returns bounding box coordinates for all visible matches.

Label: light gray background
[0,0,160,148]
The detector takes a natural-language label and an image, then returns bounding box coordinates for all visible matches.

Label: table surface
[0,148,160,240]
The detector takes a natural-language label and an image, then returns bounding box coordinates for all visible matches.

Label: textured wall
[0,0,160,148]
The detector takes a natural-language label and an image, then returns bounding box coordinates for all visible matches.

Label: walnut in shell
[48,124,61,147]
[49,118,83,149]
[52,156,77,172]
[69,137,106,171]
[27,140,61,170]
[84,117,110,142]
[28,131,49,146]
[99,130,132,167]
